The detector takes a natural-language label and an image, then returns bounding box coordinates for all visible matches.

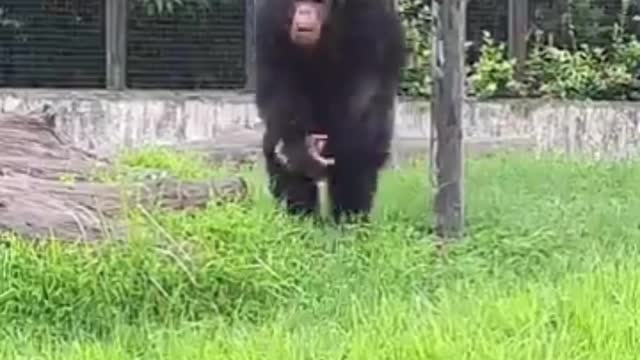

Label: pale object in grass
[274,134,335,220]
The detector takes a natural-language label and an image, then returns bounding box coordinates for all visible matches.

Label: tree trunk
[431,0,466,240]
[0,110,248,242]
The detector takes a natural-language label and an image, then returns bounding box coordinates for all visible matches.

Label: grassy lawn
[1,150,640,359]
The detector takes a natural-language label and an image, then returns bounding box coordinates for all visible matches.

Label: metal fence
[0,0,630,91]
[465,0,626,62]
[466,0,510,62]
[0,0,106,88]
[127,0,246,89]
[0,0,247,90]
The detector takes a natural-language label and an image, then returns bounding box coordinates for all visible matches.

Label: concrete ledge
[1,89,639,161]
[165,133,536,166]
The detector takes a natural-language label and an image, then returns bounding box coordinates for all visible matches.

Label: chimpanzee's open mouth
[296,26,314,33]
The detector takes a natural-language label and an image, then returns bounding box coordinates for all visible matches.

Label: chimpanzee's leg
[328,161,381,222]
[265,154,318,216]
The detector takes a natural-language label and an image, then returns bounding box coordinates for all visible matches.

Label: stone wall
[1,89,640,160]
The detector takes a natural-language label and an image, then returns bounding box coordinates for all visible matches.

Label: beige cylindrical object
[316,179,331,220]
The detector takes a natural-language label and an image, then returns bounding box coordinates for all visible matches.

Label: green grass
[1,150,640,359]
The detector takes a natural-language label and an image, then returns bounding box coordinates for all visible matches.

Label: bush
[469,32,521,99]
[522,30,640,100]
[465,28,640,101]
[398,0,432,98]
[396,0,640,101]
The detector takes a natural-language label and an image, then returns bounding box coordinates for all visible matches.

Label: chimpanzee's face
[289,0,333,48]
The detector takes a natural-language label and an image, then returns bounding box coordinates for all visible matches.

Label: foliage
[397,0,432,97]
[461,26,640,101]
[396,0,640,101]
[134,0,228,16]
[523,26,640,100]
[521,45,626,100]
[608,25,640,99]
[2,149,640,357]
[469,32,520,99]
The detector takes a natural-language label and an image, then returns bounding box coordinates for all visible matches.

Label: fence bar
[508,0,528,73]
[106,0,128,90]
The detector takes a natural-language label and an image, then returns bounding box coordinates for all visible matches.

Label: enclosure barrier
[0,0,252,90]
[0,0,626,91]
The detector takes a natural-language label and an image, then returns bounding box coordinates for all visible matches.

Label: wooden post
[106,0,128,90]
[244,0,257,91]
[431,0,466,239]
[508,0,528,74]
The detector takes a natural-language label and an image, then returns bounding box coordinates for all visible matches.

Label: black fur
[255,0,406,221]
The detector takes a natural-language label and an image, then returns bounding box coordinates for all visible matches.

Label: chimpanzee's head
[288,0,334,49]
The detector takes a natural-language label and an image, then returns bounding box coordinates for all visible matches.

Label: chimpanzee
[255,0,406,222]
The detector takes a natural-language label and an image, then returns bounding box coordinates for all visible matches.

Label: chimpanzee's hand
[275,134,334,180]
[306,133,334,167]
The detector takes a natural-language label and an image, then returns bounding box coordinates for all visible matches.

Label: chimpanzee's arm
[329,10,405,161]
[255,2,315,159]
[256,62,328,180]
[329,70,395,164]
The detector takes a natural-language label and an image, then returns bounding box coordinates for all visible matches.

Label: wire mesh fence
[0,0,106,88]
[0,0,630,91]
[464,0,626,62]
[466,0,509,62]
[528,0,623,48]
[0,0,246,90]
[127,0,246,90]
